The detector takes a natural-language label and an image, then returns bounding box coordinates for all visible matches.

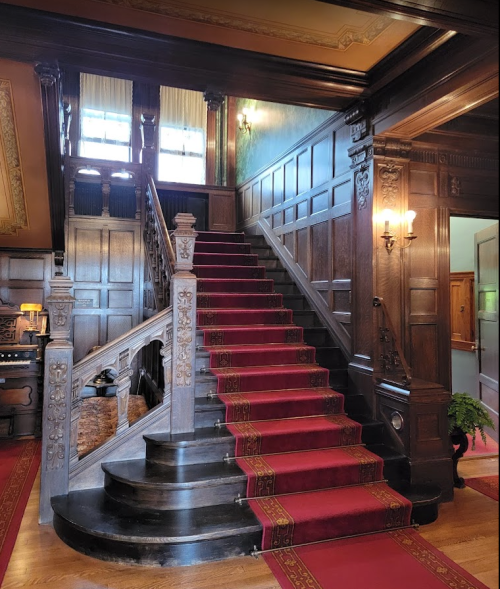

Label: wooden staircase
[50,231,438,567]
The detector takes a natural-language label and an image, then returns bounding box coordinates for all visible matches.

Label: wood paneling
[311,222,329,282]
[67,217,142,361]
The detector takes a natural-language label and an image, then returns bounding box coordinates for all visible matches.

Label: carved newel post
[170,213,198,434]
[39,276,75,524]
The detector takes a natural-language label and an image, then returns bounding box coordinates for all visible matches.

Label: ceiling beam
[0,4,367,111]
[315,0,498,37]
[371,35,499,138]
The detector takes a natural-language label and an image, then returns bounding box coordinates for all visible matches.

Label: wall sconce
[380,209,417,253]
[237,108,253,134]
[20,303,42,343]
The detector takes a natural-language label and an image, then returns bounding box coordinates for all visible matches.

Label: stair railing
[373,296,412,386]
[40,208,198,523]
[144,174,176,311]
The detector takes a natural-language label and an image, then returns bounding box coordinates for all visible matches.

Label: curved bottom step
[52,488,262,567]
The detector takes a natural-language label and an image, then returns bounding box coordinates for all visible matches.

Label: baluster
[115,350,132,434]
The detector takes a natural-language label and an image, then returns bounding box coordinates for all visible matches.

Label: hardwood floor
[3,457,498,589]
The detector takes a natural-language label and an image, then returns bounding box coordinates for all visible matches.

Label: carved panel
[312,190,329,214]
[284,159,296,201]
[297,228,308,277]
[311,222,329,282]
[273,168,284,206]
[0,79,28,236]
[297,150,311,195]
[107,314,133,341]
[283,232,294,258]
[109,231,135,283]
[261,174,272,212]
[8,258,45,281]
[312,135,332,187]
[409,169,437,196]
[75,229,102,283]
[410,324,439,383]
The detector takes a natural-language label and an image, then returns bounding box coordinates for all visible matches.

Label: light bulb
[405,210,416,234]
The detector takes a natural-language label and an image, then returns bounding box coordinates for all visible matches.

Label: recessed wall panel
[109,231,134,283]
[107,314,132,342]
[8,258,45,281]
[75,229,102,283]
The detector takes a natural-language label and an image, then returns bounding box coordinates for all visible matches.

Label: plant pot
[450,426,468,488]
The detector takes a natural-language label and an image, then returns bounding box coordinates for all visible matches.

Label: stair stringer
[256,218,352,360]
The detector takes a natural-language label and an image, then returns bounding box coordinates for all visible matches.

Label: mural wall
[235,98,335,185]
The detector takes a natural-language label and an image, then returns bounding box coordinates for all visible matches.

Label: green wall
[235,98,336,186]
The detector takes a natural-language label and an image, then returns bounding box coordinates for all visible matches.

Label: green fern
[448,392,495,450]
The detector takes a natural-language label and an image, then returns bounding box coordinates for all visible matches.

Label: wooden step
[145,427,235,466]
[103,459,247,510]
[52,489,261,567]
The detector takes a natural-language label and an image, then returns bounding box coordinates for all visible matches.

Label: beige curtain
[160,86,207,131]
[80,73,132,115]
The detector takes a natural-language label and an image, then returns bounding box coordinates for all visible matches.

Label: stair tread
[52,489,261,543]
[145,427,233,446]
[103,459,246,487]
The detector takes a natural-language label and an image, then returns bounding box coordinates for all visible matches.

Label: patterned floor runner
[194,231,412,552]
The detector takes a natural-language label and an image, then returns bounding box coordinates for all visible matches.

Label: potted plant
[448,392,495,488]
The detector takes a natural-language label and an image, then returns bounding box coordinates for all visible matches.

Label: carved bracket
[344,101,370,143]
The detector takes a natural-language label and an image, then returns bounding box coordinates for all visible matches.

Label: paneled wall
[0,252,52,345]
[67,216,143,362]
[237,113,353,355]
[406,146,498,390]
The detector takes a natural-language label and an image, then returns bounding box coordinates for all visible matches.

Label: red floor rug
[194,231,413,553]
[464,475,499,501]
[461,433,498,459]
[0,438,41,586]
[263,528,491,589]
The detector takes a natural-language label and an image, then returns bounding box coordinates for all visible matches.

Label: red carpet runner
[263,528,491,589]
[464,475,499,501]
[194,231,412,553]
[0,439,41,586]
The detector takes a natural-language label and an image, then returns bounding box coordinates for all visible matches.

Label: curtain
[159,86,207,131]
[80,73,132,115]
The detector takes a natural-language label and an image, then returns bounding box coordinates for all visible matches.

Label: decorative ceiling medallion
[95,0,393,51]
[0,79,28,235]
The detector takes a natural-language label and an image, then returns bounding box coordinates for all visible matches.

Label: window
[79,74,132,162]
[158,86,207,184]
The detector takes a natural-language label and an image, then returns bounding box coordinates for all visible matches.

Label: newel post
[170,213,198,434]
[39,276,75,524]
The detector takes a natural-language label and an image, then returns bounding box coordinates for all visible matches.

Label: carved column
[115,349,133,434]
[170,213,198,434]
[140,113,157,179]
[346,101,377,413]
[39,276,75,524]
[35,63,65,268]
[101,167,111,217]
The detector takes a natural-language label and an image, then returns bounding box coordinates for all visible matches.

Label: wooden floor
[3,457,498,589]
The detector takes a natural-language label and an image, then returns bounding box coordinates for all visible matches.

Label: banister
[146,174,176,270]
[373,296,412,385]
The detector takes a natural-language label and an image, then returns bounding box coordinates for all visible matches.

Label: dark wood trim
[226,97,236,187]
[316,0,498,37]
[205,109,216,186]
[371,35,499,138]
[368,29,457,95]
[0,4,367,111]
[35,62,65,255]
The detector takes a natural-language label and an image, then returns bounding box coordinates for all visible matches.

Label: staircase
[51,230,435,568]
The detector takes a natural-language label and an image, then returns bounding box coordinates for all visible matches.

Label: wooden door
[474,222,499,441]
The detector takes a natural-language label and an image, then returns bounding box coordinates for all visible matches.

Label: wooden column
[35,63,66,270]
[39,276,75,524]
[170,213,198,434]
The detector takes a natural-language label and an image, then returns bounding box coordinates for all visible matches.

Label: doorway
[450,216,499,442]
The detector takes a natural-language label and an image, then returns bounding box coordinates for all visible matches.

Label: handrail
[373,296,412,385]
[144,174,176,310]
[146,174,176,268]
[69,306,173,469]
